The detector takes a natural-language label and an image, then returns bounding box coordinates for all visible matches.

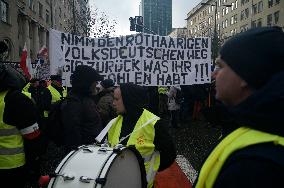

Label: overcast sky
[90,0,201,36]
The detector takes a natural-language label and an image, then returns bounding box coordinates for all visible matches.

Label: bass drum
[48,145,147,188]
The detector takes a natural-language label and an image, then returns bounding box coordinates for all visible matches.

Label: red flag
[20,43,31,79]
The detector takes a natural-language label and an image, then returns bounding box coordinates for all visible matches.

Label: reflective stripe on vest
[158,87,168,94]
[48,85,62,103]
[108,109,161,188]
[0,91,25,169]
[22,91,32,99]
[22,83,31,92]
[63,87,67,97]
[196,127,284,188]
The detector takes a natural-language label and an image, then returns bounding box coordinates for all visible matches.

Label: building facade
[140,0,172,36]
[168,28,188,38]
[186,0,283,41]
[0,0,89,62]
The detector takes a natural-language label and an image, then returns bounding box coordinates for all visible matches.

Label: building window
[241,10,245,20]
[235,0,238,9]
[28,0,33,8]
[251,20,257,28]
[232,15,238,24]
[59,7,62,18]
[46,9,49,23]
[225,7,229,14]
[222,8,225,16]
[268,0,273,8]
[231,16,234,25]
[257,18,262,27]
[217,23,220,30]
[252,4,257,15]
[231,2,235,10]
[245,8,249,18]
[274,11,279,24]
[258,1,263,12]
[267,14,272,26]
[39,3,43,18]
[225,19,228,28]
[0,0,8,23]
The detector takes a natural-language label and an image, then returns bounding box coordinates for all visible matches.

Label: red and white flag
[20,43,31,80]
[37,45,48,60]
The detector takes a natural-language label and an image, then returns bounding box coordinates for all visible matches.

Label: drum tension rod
[80,176,95,183]
[96,177,107,185]
[51,173,75,181]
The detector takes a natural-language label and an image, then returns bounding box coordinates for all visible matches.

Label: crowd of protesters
[1,26,283,188]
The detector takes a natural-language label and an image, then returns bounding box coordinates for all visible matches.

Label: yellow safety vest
[45,85,64,117]
[62,87,67,98]
[158,87,168,94]
[0,91,25,169]
[22,82,31,93]
[108,109,161,188]
[47,85,62,103]
[196,127,284,188]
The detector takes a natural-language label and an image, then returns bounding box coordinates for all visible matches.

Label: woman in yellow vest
[108,83,176,188]
[195,27,284,188]
[0,64,45,187]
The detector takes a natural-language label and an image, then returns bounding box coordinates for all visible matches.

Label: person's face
[113,87,126,115]
[213,57,249,106]
[90,81,98,95]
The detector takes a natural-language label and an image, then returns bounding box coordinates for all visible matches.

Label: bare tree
[88,6,117,38]
[63,0,91,36]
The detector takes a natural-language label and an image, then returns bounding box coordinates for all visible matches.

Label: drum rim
[95,146,147,188]
[49,149,77,188]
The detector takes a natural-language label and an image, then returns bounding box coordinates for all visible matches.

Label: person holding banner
[195,27,284,188]
[107,83,176,188]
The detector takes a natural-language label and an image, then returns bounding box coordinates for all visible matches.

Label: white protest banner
[49,29,211,87]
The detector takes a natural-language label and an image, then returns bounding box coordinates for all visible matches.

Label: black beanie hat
[220,26,284,89]
[101,79,115,89]
[71,65,103,93]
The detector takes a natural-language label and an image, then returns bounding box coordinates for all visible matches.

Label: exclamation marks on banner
[195,63,210,82]
[195,64,198,82]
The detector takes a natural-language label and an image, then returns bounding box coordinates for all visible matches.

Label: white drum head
[48,146,147,188]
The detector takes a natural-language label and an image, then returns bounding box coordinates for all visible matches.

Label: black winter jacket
[199,72,284,188]
[61,92,103,152]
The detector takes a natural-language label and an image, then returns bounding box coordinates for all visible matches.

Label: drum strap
[95,118,118,143]
[95,116,160,145]
[147,151,159,183]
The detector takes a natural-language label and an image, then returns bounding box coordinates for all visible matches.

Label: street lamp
[201,2,232,70]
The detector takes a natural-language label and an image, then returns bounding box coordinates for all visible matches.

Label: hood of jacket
[0,64,27,92]
[229,71,284,136]
[119,83,148,139]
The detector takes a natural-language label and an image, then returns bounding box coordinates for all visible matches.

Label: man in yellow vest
[108,83,176,188]
[195,27,284,188]
[48,75,67,103]
[0,64,45,187]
